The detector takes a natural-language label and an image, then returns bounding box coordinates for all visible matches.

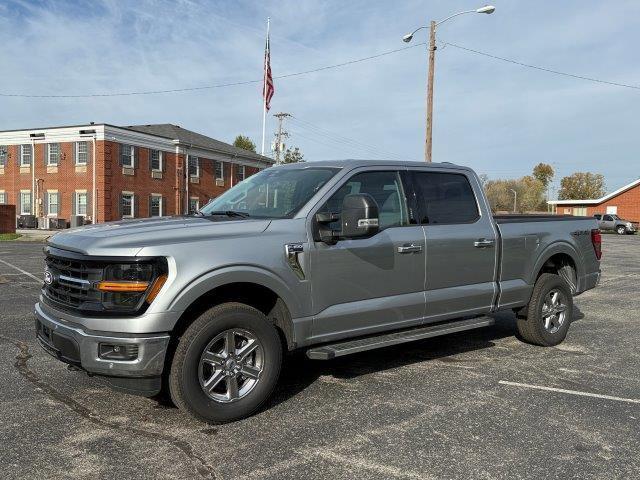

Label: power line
[443,41,640,91]
[0,43,426,99]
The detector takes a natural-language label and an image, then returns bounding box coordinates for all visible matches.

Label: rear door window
[411,171,479,224]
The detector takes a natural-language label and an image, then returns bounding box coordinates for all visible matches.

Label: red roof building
[548,178,640,222]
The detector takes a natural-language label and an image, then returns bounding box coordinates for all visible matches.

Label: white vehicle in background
[593,214,637,235]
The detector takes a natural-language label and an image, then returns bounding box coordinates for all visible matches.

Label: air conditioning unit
[17,215,37,229]
[49,218,67,229]
[70,216,85,228]
[38,217,49,230]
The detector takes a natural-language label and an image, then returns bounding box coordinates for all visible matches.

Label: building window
[188,155,200,177]
[121,192,134,218]
[189,197,199,213]
[215,161,224,181]
[121,145,135,168]
[150,150,162,171]
[0,146,7,167]
[75,192,88,216]
[76,142,88,165]
[20,145,32,166]
[235,164,245,182]
[150,194,162,217]
[47,192,59,216]
[0,191,6,204]
[20,191,31,215]
[47,143,60,166]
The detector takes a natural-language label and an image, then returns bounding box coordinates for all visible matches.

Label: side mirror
[314,211,340,245]
[341,193,379,238]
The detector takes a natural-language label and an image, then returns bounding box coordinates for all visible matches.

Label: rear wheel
[169,302,282,423]
[517,273,573,346]
[616,225,626,235]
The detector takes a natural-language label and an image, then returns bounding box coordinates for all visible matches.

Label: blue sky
[0,0,638,196]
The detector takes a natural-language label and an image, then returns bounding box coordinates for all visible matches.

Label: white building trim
[548,178,640,205]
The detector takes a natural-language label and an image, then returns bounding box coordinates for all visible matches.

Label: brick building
[0,123,273,225]
[548,178,640,223]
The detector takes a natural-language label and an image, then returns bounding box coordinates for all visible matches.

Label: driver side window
[320,171,408,231]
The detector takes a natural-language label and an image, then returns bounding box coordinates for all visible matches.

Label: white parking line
[499,380,640,404]
[0,259,41,282]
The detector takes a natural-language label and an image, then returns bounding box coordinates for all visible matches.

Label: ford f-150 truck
[35,160,601,423]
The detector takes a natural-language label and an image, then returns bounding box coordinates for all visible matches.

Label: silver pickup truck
[35,160,601,423]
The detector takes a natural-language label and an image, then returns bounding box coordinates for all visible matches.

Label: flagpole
[260,17,270,157]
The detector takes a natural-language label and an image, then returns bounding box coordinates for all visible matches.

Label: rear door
[409,169,497,321]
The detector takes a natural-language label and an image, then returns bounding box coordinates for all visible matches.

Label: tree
[233,135,256,153]
[484,176,546,213]
[283,147,304,164]
[558,172,605,200]
[533,163,554,187]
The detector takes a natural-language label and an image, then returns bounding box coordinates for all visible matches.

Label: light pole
[403,5,495,162]
[510,188,517,213]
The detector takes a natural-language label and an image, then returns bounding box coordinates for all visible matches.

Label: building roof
[126,124,272,164]
[548,178,640,205]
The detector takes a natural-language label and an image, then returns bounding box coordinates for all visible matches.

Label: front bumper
[35,301,170,395]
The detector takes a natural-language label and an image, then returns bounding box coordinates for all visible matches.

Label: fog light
[99,343,139,361]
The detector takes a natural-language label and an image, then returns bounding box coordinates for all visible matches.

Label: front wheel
[169,303,282,423]
[517,273,573,346]
[616,225,627,235]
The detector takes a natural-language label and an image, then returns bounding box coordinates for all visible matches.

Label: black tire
[616,226,626,235]
[169,302,282,424]
[516,273,573,346]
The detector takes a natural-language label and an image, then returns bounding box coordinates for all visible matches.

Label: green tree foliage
[283,147,304,164]
[484,176,546,213]
[558,172,606,200]
[532,163,554,187]
[233,135,256,153]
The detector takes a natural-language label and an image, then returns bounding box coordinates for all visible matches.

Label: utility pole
[273,112,291,164]
[510,188,517,213]
[425,20,436,163]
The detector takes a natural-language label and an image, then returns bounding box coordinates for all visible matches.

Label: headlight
[626,222,632,227]
[96,259,167,313]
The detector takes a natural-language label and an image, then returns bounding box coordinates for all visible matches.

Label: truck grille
[43,253,104,311]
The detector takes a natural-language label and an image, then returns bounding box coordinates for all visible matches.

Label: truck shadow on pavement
[267,306,585,410]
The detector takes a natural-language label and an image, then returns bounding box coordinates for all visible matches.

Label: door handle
[474,239,495,248]
[398,244,423,254]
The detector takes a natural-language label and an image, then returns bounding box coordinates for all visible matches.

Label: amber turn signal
[96,281,150,292]
[145,274,168,304]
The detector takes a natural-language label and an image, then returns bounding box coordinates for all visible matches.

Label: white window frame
[75,191,88,216]
[0,146,7,167]
[121,145,135,168]
[606,206,617,215]
[20,190,31,215]
[20,145,32,167]
[121,192,134,218]
[150,150,163,171]
[75,141,89,165]
[47,191,59,216]
[0,190,6,204]
[189,196,199,213]
[47,143,60,166]
[236,164,246,182]
[150,194,163,217]
[188,155,200,177]
[215,161,224,181]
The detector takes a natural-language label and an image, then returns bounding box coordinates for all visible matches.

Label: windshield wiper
[207,210,251,218]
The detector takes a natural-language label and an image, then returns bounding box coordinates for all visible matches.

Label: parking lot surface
[1,236,639,479]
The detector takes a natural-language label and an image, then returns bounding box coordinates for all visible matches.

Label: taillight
[591,229,602,260]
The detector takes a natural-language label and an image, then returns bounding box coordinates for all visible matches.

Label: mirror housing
[315,212,340,245]
[341,193,379,238]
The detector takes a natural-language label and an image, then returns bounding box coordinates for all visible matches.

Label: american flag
[263,32,274,111]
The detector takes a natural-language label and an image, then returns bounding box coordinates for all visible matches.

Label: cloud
[0,0,638,192]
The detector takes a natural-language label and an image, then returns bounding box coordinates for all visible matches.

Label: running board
[306,317,495,360]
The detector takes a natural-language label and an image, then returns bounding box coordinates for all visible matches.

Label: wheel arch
[530,242,583,294]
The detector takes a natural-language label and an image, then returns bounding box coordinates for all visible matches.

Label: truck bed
[493,214,590,223]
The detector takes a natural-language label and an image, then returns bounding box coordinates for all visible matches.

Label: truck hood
[47,216,271,256]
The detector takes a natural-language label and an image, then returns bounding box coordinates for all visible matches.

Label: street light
[510,188,517,213]
[403,5,495,162]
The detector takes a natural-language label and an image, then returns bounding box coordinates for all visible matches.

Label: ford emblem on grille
[43,269,53,285]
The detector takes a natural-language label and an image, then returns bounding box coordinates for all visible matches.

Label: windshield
[200,167,339,219]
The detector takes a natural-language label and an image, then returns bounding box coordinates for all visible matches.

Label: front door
[308,169,426,342]
[410,169,497,321]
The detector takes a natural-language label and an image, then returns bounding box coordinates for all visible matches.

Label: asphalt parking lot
[1,236,639,479]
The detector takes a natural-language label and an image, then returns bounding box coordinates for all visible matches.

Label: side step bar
[306,316,494,360]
